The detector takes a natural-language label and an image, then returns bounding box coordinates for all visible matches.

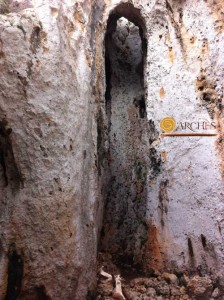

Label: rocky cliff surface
[0,0,224,299]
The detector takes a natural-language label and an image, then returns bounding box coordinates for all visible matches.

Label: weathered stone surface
[187,275,213,299]
[0,0,224,299]
[0,1,101,299]
[162,272,178,285]
[97,271,217,300]
[212,287,221,299]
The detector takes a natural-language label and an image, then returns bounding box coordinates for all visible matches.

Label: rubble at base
[96,254,223,300]
[97,272,222,300]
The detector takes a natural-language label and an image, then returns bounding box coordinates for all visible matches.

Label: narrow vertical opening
[100,4,149,273]
[6,245,23,300]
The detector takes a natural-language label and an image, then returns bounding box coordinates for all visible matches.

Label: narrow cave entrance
[100,4,150,273]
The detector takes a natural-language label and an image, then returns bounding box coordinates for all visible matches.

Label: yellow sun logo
[160,117,176,133]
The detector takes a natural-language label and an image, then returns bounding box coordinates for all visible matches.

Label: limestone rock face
[0,1,101,299]
[0,0,224,299]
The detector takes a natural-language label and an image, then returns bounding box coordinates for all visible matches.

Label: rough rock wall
[100,0,224,282]
[0,1,103,299]
[143,0,224,278]
[0,0,224,299]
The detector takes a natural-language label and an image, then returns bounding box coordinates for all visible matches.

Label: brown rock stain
[50,7,58,18]
[179,24,199,60]
[169,7,199,62]
[68,21,75,36]
[43,46,49,53]
[159,87,166,99]
[73,4,85,31]
[165,33,175,63]
[180,24,190,44]
[201,38,209,56]
[63,16,75,38]
[189,36,196,44]
[165,32,171,44]
[195,70,224,177]
[168,46,175,63]
[206,0,224,31]
[195,70,217,118]
[85,49,92,68]
[144,220,164,271]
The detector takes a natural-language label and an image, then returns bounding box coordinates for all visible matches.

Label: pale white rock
[0,0,223,299]
[211,287,221,299]
[162,272,178,285]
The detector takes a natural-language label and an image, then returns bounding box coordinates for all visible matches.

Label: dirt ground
[96,253,223,300]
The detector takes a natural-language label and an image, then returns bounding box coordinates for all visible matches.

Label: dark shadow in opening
[100,3,150,273]
[5,244,23,300]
